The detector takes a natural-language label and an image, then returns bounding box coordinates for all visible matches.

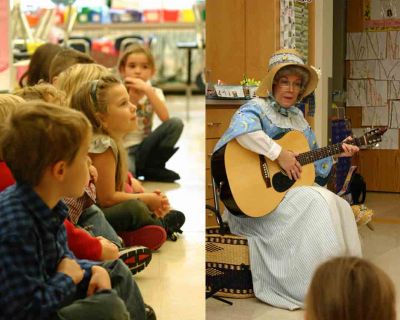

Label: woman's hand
[339,137,359,157]
[277,149,302,180]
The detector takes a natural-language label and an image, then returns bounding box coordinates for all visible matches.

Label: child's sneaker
[145,303,157,320]
[162,210,185,241]
[118,225,167,251]
[119,246,152,275]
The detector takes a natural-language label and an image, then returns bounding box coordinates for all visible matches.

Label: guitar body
[211,127,385,218]
[212,130,315,217]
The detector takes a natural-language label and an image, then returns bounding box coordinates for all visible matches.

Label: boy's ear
[51,160,67,182]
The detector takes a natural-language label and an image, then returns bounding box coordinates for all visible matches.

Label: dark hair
[49,48,95,82]
[18,43,63,87]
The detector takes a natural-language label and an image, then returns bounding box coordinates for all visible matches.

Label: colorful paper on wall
[0,2,9,73]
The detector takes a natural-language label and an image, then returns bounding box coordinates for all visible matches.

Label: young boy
[0,101,153,320]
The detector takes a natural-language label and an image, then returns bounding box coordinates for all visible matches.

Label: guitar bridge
[259,155,271,188]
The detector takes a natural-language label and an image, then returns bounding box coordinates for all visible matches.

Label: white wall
[314,0,333,146]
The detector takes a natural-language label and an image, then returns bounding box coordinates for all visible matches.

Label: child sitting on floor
[0,101,155,319]
[118,44,183,182]
[70,74,186,246]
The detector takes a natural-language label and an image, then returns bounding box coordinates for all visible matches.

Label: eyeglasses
[276,78,302,92]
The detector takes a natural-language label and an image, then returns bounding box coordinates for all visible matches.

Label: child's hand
[57,257,84,284]
[97,236,119,260]
[87,265,112,296]
[141,192,165,213]
[130,176,145,193]
[153,190,170,217]
[89,165,98,183]
[124,77,151,94]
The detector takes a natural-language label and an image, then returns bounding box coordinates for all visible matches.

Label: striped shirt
[0,183,96,319]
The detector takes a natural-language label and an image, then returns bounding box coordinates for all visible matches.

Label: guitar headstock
[355,127,387,147]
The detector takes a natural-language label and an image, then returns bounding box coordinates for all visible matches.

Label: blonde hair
[0,94,25,124]
[0,101,91,186]
[14,82,66,107]
[306,256,396,320]
[56,63,110,106]
[70,75,127,190]
[118,43,155,72]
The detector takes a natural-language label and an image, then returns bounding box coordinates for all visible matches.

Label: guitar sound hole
[272,171,295,192]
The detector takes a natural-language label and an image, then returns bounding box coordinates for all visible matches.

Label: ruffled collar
[267,95,299,117]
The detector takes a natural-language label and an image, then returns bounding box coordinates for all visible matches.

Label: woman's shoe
[118,225,167,251]
[119,246,152,275]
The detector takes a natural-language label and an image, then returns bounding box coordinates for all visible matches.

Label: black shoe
[162,210,185,241]
[138,167,180,182]
[145,303,157,320]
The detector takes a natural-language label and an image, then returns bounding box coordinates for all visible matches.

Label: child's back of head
[19,43,62,87]
[306,256,396,320]
[49,48,95,84]
[14,82,66,106]
[0,94,25,123]
[0,101,91,187]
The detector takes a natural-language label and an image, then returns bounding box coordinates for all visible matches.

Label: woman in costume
[213,48,362,310]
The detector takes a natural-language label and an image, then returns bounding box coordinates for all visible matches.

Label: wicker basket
[206,227,254,299]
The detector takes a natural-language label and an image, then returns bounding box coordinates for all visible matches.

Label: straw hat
[255,48,318,100]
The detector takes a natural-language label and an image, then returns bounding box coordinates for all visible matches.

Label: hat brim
[255,62,318,100]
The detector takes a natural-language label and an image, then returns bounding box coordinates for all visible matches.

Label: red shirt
[0,161,102,260]
[64,220,102,260]
[0,161,16,191]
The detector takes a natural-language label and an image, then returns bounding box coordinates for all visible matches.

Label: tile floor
[134,94,205,320]
[206,192,400,320]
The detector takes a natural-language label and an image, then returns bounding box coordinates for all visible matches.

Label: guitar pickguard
[272,171,296,192]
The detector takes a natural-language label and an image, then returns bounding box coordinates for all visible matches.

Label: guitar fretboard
[296,136,364,165]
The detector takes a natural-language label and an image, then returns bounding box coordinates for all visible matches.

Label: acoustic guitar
[211,128,386,218]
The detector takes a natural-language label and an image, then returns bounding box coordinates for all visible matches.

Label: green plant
[240,74,261,86]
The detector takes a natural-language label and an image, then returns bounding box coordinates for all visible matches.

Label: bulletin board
[280,0,309,62]
[0,0,11,92]
[346,0,400,192]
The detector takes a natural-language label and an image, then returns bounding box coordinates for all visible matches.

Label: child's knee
[168,117,184,133]
[96,290,129,317]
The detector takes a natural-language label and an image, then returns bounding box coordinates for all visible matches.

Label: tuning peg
[375,143,379,148]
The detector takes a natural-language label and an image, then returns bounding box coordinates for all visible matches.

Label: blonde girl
[118,44,183,182]
[71,74,185,247]
[305,256,396,320]
[55,63,109,105]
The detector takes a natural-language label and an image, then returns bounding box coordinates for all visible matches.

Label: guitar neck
[296,136,365,165]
